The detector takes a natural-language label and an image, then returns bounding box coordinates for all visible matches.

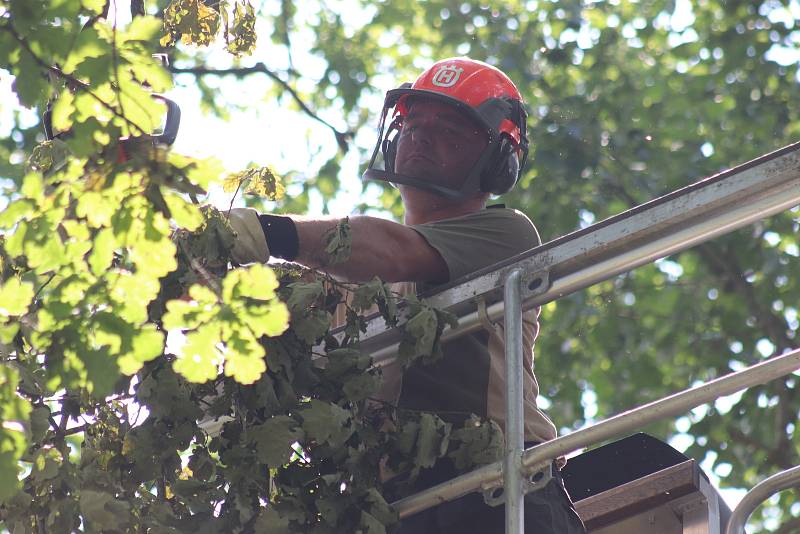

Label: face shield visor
[361,85,529,199]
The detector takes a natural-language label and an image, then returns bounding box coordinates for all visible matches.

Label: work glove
[228,207,270,264]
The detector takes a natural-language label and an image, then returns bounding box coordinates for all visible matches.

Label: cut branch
[169,62,353,151]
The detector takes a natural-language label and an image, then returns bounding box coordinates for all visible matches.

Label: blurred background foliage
[1,0,799,531]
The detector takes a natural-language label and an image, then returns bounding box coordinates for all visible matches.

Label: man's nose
[410,123,434,146]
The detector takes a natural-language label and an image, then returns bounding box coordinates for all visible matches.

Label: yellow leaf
[223,166,285,200]
[222,172,244,193]
[246,166,284,200]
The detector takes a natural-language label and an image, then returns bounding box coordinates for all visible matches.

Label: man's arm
[293,215,448,283]
[227,208,448,284]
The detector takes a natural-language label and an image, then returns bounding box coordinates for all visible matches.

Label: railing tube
[520,348,800,473]
[725,465,800,534]
[503,269,525,534]
[393,347,800,519]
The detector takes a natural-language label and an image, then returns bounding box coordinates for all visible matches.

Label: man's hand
[228,207,270,264]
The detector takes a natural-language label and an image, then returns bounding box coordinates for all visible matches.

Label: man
[228,57,585,533]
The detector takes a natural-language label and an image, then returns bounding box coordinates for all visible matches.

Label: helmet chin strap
[362,138,498,200]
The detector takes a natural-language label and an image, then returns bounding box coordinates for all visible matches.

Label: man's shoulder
[465,205,535,223]
[420,206,541,246]
[410,205,542,282]
[421,205,532,224]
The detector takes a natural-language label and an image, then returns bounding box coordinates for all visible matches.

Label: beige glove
[228,207,270,264]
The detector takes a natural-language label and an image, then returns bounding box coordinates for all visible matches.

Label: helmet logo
[431,66,463,88]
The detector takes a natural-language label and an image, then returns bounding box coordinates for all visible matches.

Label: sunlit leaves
[222,165,285,201]
[163,191,203,231]
[166,264,289,384]
[168,153,224,192]
[117,326,165,375]
[0,277,34,317]
[224,1,257,56]
[0,365,31,503]
[173,322,222,382]
[222,261,278,301]
[26,139,71,175]
[161,0,259,56]
[161,0,221,48]
[82,0,106,15]
[88,228,115,275]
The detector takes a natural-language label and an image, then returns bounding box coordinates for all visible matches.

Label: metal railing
[358,141,800,367]
[339,140,800,531]
[726,466,800,534]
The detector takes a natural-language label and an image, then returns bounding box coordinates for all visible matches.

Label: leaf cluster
[0,6,503,532]
[222,166,285,202]
[161,0,258,56]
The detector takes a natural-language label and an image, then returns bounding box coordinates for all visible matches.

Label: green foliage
[0,4,502,531]
[398,296,458,367]
[2,0,800,531]
[322,217,352,266]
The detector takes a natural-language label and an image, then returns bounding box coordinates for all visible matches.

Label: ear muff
[480,135,520,195]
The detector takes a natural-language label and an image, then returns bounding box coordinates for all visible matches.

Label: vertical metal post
[504,269,525,534]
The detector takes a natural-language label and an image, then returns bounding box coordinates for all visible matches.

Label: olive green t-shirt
[395,206,558,444]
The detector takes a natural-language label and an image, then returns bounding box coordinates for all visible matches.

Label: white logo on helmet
[431,66,463,88]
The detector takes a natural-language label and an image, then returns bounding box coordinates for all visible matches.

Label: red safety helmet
[362,57,529,198]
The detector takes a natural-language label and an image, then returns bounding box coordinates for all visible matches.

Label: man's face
[394,99,490,192]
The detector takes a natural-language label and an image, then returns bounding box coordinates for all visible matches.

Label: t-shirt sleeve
[410,208,541,282]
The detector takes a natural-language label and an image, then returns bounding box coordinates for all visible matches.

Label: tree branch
[279,0,295,72]
[168,62,353,152]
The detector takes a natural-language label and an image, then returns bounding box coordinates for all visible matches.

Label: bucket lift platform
[563,434,732,533]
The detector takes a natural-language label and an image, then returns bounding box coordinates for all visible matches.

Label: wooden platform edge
[573,460,701,530]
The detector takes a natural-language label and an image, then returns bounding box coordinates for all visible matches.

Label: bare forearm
[292,215,446,283]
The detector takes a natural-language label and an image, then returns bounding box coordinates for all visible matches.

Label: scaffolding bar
[503,270,525,533]
[354,141,800,364]
[392,347,800,518]
[725,465,800,534]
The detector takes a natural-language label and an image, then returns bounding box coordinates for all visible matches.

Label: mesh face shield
[362,58,529,199]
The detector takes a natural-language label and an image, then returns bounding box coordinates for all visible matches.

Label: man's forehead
[405,98,479,125]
